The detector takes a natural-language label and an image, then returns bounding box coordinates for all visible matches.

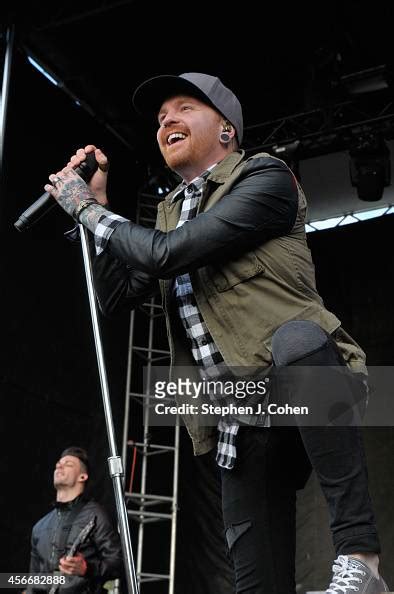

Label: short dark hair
[60,446,90,475]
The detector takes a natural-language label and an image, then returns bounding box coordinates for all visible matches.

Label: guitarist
[27,447,123,593]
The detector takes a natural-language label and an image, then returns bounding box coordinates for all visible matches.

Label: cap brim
[132,75,214,118]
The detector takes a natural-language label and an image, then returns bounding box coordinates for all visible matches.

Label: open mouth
[167,132,187,146]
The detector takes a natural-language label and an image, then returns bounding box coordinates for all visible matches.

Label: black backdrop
[1,47,393,592]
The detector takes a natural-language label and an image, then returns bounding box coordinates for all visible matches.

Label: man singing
[44,73,388,593]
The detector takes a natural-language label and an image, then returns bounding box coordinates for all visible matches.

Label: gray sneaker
[326,555,389,593]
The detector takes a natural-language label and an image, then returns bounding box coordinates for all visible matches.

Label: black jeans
[220,323,380,594]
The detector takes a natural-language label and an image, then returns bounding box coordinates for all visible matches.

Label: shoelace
[326,555,366,593]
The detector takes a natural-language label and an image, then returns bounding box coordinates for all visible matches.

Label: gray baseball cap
[132,72,243,144]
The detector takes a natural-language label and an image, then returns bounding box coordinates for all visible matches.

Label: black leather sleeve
[92,245,159,316]
[105,156,298,279]
[28,529,40,572]
[83,503,123,582]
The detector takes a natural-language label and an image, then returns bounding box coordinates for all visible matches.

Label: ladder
[121,186,179,593]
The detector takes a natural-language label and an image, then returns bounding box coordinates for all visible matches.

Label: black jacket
[28,496,123,593]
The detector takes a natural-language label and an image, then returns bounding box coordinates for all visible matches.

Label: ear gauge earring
[220,125,232,144]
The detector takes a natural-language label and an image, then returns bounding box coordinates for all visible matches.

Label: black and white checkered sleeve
[64,212,129,254]
[94,213,129,255]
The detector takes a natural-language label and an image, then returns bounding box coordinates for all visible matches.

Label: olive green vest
[156,150,367,455]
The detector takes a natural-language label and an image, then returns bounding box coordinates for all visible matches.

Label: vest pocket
[209,252,265,292]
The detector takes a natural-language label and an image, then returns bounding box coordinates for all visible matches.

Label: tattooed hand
[45,167,98,219]
[68,145,109,206]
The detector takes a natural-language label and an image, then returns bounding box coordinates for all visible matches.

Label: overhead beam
[21,41,134,150]
[34,1,136,31]
[243,92,394,159]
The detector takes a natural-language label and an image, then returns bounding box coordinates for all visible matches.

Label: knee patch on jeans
[225,519,252,554]
[271,320,329,366]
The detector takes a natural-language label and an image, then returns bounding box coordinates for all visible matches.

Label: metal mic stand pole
[79,224,139,594]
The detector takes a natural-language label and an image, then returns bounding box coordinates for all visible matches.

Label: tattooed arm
[45,144,109,219]
[45,149,158,317]
[45,168,100,218]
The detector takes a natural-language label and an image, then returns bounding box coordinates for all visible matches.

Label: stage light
[349,135,391,201]
[340,65,389,95]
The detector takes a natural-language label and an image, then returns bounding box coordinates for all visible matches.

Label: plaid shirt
[64,213,128,254]
[171,169,240,470]
[85,167,261,469]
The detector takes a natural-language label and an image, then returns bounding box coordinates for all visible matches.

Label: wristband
[73,199,97,222]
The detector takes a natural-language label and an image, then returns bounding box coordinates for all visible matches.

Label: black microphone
[14,152,99,232]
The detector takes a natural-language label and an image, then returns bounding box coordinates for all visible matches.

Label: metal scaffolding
[121,188,180,594]
[242,86,394,159]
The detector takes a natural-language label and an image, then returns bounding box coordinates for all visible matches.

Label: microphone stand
[79,224,139,594]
